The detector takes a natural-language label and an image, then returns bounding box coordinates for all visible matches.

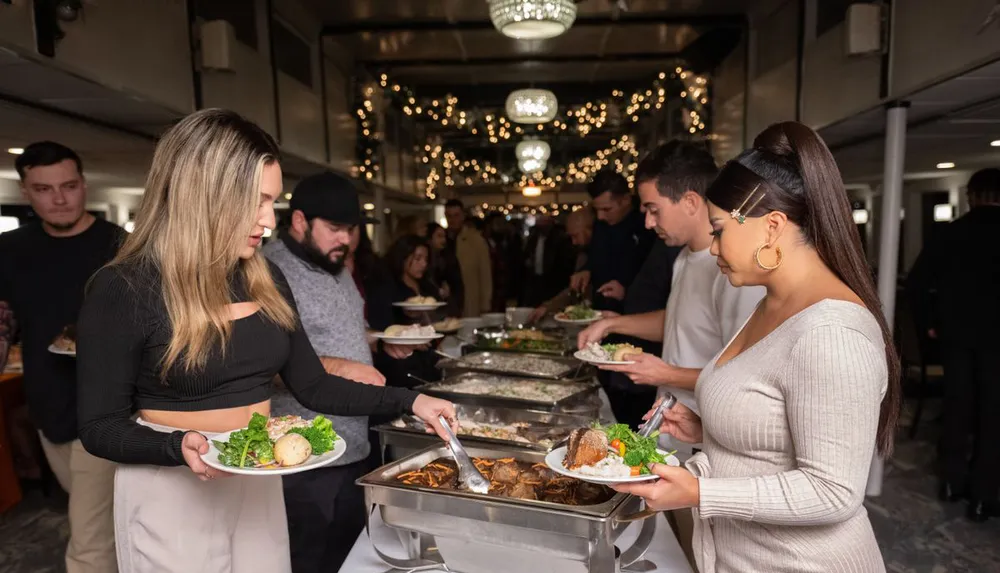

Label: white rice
[570,453,632,478]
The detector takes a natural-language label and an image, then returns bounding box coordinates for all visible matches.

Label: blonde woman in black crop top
[76,109,457,573]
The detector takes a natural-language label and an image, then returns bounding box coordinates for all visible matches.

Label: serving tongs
[437,415,491,494]
[614,392,678,525]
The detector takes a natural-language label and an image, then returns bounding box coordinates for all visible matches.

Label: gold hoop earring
[754,244,782,271]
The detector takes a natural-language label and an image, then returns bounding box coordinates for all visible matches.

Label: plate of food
[573,342,643,365]
[203,413,346,476]
[554,304,602,324]
[393,296,447,311]
[545,424,678,484]
[372,324,445,345]
[432,317,462,333]
[48,325,77,357]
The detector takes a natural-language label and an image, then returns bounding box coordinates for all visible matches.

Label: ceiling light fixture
[936,162,956,169]
[363,202,376,211]
[522,184,542,197]
[515,139,551,163]
[488,0,577,40]
[991,140,1000,147]
[7,147,23,155]
[519,158,546,173]
[506,89,558,124]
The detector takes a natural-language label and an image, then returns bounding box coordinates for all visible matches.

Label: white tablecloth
[340,508,693,573]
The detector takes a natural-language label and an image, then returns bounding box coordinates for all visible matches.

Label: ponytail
[761,122,900,456]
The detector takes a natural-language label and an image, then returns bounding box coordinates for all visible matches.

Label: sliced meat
[563,428,608,469]
[492,459,521,484]
[508,481,538,500]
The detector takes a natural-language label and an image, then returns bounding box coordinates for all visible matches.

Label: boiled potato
[273,433,312,467]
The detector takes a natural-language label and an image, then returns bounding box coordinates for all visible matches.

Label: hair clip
[730,184,766,224]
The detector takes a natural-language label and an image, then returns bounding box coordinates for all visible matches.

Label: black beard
[303,228,348,276]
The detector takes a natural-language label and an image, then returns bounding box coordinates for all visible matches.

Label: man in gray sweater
[263,172,406,573]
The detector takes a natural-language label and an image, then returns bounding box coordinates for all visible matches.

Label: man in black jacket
[907,168,1000,522]
[570,170,656,314]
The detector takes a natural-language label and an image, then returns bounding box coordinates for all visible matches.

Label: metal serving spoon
[437,415,490,494]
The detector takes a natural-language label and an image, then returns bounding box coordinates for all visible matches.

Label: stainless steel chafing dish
[414,372,600,415]
[437,350,592,380]
[358,445,657,573]
[373,405,597,463]
[470,325,572,355]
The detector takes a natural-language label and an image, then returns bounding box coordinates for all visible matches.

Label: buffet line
[360,318,665,573]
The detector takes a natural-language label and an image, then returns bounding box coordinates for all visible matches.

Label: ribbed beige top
[685,299,887,573]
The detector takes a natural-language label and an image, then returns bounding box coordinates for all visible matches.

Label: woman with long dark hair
[613,122,899,573]
[75,109,457,573]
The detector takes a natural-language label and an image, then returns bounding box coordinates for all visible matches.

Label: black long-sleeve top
[584,205,656,314]
[76,261,419,467]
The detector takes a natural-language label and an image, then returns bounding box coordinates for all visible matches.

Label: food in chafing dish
[444,375,580,402]
[383,324,437,338]
[404,295,437,305]
[433,317,462,332]
[393,456,614,505]
[212,413,338,469]
[576,342,643,363]
[457,353,573,378]
[564,424,673,478]
[554,304,600,321]
[390,417,561,447]
[51,324,77,353]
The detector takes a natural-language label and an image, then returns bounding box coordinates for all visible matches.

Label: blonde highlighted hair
[111,109,296,376]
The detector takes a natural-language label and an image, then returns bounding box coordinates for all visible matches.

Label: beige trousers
[38,434,118,573]
[113,420,291,573]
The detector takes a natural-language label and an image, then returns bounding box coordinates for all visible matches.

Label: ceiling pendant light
[515,139,551,163]
[488,0,577,40]
[522,184,542,197]
[506,89,558,124]
[519,158,546,173]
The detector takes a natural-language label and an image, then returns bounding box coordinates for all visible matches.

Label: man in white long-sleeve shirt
[578,141,764,563]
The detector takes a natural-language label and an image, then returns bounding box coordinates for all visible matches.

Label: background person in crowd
[392,214,426,242]
[367,234,443,392]
[75,109,457,573]
[578,141,764,565]
[520,214,576,308]
[426,221,464,317]
[907,167,1000,522]
[262,172,401,572]
[483,213,523,312]
[445,199,492,317]
[570,170,656,314]
[0,141,123,573]
[345,223,383,321]
[611,122,899,573]
[527,207,595,321]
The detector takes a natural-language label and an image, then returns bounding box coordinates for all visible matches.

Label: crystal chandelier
[505,89,558,124]
[515,139,551,163]
[488,0,577,40]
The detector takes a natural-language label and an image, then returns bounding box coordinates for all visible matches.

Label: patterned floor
[2,404,999,573]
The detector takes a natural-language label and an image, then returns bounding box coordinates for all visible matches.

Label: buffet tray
[471,326,572,356]
[375,405,595,456]
[437,350,589,380]
[358,445,654,573]
[414,372,600,413]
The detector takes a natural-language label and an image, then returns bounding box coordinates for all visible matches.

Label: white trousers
[113,420,291,573]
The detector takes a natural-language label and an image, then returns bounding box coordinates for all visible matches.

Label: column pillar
[868,101,908,497]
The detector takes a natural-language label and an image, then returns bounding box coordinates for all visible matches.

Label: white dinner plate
[392,302,448,311]
[201,431,347,476]
[48,344,76,357]
[553,312,602,325]
[371,333,444,345]
[572,349,635,366]
[544,446,680,484]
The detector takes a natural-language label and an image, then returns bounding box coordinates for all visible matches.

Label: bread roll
[384,324,409,337]
[612,345,641,362]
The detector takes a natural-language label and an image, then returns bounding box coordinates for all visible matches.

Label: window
[272,19,313,89]
[194,0,258,49]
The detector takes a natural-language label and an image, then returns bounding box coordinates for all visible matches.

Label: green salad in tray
[601,423,673,475]
[213,413,338,469]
